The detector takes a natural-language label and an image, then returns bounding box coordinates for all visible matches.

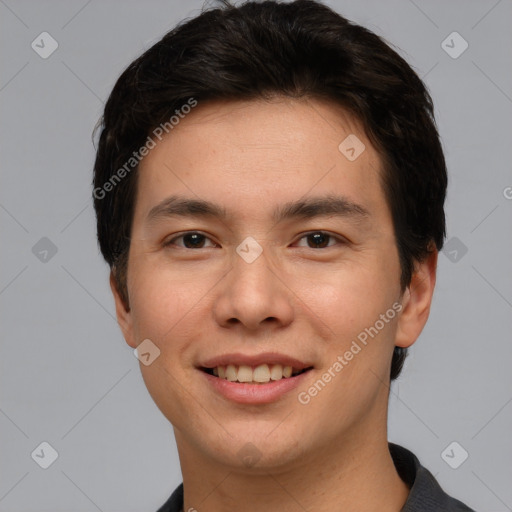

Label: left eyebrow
[272,195,370,224]
[145,194,371,225]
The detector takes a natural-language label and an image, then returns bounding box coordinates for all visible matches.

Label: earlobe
[395,249,438,349]
[109,272,136,348]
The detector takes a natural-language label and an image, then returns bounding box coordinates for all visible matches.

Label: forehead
[134,97,389,226]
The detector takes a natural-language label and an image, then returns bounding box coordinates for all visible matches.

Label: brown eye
[165,232,217,249]
[307,232,330,248]
[182,233,206,248]
[295,231,344,249]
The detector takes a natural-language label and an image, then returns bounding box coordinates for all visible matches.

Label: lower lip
[201,369,312,404]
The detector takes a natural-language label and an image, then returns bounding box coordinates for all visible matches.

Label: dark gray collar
[390,443,475,511]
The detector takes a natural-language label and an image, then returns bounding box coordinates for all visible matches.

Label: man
[92,1,476,510]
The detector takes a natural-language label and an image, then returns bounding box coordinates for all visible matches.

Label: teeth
[209,363,301,383]
[226,364,238,381]
[237,365,253,383]
[270,364,283,380]
[253,364,270,383]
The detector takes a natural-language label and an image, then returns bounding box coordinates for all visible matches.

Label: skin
[111,96,437,511]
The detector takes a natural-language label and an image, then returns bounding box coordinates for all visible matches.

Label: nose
[212,241,294,334]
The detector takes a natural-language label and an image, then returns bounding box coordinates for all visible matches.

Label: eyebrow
[146,194,371,225]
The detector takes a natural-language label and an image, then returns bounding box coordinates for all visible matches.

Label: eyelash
[163,231,347,249]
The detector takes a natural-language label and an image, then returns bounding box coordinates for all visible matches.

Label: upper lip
[199,352,313,370]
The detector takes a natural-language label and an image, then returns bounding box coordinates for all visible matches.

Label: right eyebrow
[146,195,228,224]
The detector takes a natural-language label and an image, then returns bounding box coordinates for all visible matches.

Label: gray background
[1,0,511,510]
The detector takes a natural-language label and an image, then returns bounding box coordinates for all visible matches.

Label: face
[112,97,436,471]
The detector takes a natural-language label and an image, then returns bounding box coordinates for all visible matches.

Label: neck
[174,415,410,512]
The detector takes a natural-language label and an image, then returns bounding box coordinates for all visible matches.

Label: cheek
[297,277,363,335]
[127,268,199,424]
[298,256,401,390]
[299,259,397,331]
[127,256,225,359]
[127,265,189,344]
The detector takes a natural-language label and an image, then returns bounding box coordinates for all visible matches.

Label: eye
[293,231,346,249]
[164,231,218,249]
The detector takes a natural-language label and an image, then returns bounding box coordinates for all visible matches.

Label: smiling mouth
[201,364,313,384]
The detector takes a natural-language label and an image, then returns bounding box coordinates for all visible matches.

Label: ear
[395,248,438,349]
[110,271,136,348]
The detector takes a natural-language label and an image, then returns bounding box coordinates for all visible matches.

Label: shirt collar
[389,443,475,511]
